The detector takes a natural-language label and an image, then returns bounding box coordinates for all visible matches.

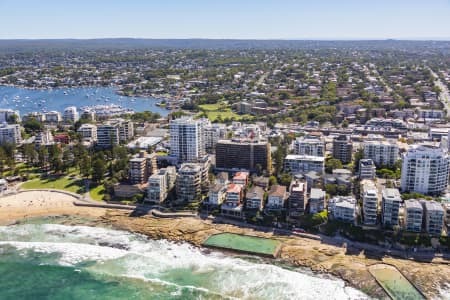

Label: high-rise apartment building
[400,145,450,195]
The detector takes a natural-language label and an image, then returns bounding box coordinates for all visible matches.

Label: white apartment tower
[293,135,325,157]
[363,140,399,167]
[63,106,79,123]
[170,117,205,163]
[361,180,378,225]
[400,145,450,196]
[0,123,22,145]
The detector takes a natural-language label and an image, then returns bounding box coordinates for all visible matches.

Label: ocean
[0,222,368,300]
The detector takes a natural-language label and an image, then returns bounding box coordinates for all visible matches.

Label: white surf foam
[0,224,369,299]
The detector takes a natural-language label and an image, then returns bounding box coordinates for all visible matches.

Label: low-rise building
[309,188,326,214]
[44,111,62,123]
[328,196,357,223]
[363,140,399,167]
[359,159,376,180]
[381,188,402,227]
[34,130,54,147]
[422,200,444,236]
[293,134,325,157]
[404,199,423,233]
[232,171,249,186]
[77,124,97,142]
[207,184,227,206]
[0,123,21,145]
[221,183,244,218]
[287,180,307,220]
[284,154,325,175]
[266,185,287,210]
[0,109,20,123]
[245,186,265,210]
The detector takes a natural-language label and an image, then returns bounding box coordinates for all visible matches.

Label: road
[428,67,450,117]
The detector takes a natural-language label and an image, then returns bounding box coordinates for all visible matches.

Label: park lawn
[198,103,222,111]
[202,109,254,121]
[89,184,106,201]
[3,163,40,177]
[21,176,85,194]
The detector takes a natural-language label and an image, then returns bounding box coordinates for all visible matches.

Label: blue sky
[1,0,450,39]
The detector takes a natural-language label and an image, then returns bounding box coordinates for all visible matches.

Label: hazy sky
[1,0,450,39]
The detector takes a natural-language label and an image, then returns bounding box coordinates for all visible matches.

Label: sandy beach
[1,190,450,298]
[0,190,106,225]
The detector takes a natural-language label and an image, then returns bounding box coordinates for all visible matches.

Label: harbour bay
[0,86,169,116]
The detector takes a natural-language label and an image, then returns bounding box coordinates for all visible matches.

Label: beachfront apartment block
[422,200,444,236]
[361,180,378,225]
[293,134,325,157]
[332,134,352,164]
[328,196,357,223]
[284,155,325,175]
[63,106,79,123]
[404,199,423,233]
[309,188,326,214]
[176,163,203,203]
[363,140,399,167]
[169,117,205,164]
[129,151,157,184]
[400,144,450,196]
[287,180,307,220]
[381,188,402,227]
[0,123,21,145]
[146,172,168,204]
[215,138,271,173]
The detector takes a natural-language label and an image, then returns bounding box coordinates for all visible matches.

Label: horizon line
[1,37,450,42]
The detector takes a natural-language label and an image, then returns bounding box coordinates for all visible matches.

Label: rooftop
[227,183,242,194]
[269,185,286,197]
[285,154,325,162]
[423,200,444,212]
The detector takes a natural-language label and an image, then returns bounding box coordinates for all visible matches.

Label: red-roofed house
[54,133,70,144]
[221,183,244,218]
[232,171,249,186]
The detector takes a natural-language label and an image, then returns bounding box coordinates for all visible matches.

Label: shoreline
[1,191,450,298]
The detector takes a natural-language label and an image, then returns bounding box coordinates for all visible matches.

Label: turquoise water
[203,233,280,256]
[0,223,368,300]
[369,265,424,300]
[0,86,168,116]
